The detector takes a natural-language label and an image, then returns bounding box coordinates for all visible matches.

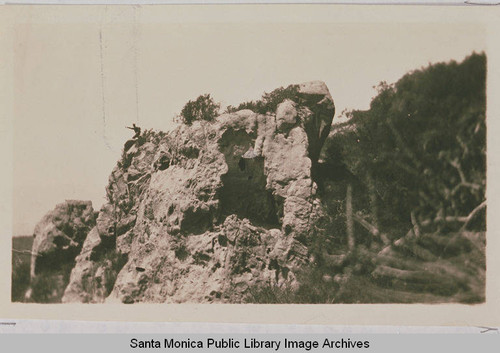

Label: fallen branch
[411,211,421,237]
[353,213,390,245]
[419,216,467,227]
[417,200,486,228]
[12,249,39,257]
[378,200,486,258]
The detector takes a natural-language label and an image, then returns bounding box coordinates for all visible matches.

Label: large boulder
[26,200,95,302]
[30,200,96,278]
[62,81,335,303]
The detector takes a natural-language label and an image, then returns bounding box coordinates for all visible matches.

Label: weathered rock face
[60,81,335,303]
[297,81,335,168]
[31,200,96,279]
[26,200,96,302]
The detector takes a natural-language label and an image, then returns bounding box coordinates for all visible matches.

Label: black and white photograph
[2,4,499,325]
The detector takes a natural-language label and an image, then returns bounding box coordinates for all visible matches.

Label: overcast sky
[12,13,486,235]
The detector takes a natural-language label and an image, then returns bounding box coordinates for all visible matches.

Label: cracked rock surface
[57,81,335,303]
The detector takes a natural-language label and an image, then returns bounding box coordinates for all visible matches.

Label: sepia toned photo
[2,5,500,325]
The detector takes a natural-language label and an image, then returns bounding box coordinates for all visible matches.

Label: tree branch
[353,213,390,245]
[378,200,486,256]
[447,157,482,196]
[461,200,487,230]
[12,249,39,257]
[411,211,421,237]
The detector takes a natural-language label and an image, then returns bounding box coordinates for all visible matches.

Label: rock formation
[27,200,96,302]
[23,77,485,304]
[31,200,96,278]
[59,81,335,303]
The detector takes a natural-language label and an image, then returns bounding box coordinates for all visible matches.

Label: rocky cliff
[52,81,335,303]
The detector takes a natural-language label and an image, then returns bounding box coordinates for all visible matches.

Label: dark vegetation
[322,52,486,245]
[225,84,300,114]
[11,236,33,302]
[175,84,301,126]
[28,263,75,303]
[83,250,129,301]
[13,235,72,303]
[247,53,487,303]
[176,94,221,125]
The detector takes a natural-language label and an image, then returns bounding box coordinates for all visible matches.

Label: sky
[12,14,486,235]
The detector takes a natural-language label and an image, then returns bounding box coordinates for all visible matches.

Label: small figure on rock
[126,123,141,139]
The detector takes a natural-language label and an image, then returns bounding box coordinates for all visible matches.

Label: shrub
[11,259,31,302]
[245,281,299,303]
[11,236,34,302]
[177,94,220,125]
[28,263,74,303]
[225,84,300,114]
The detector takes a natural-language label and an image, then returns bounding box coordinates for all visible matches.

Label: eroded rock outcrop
[60,81,335,303]
[30,200,96,278]
[27,200,96,302]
